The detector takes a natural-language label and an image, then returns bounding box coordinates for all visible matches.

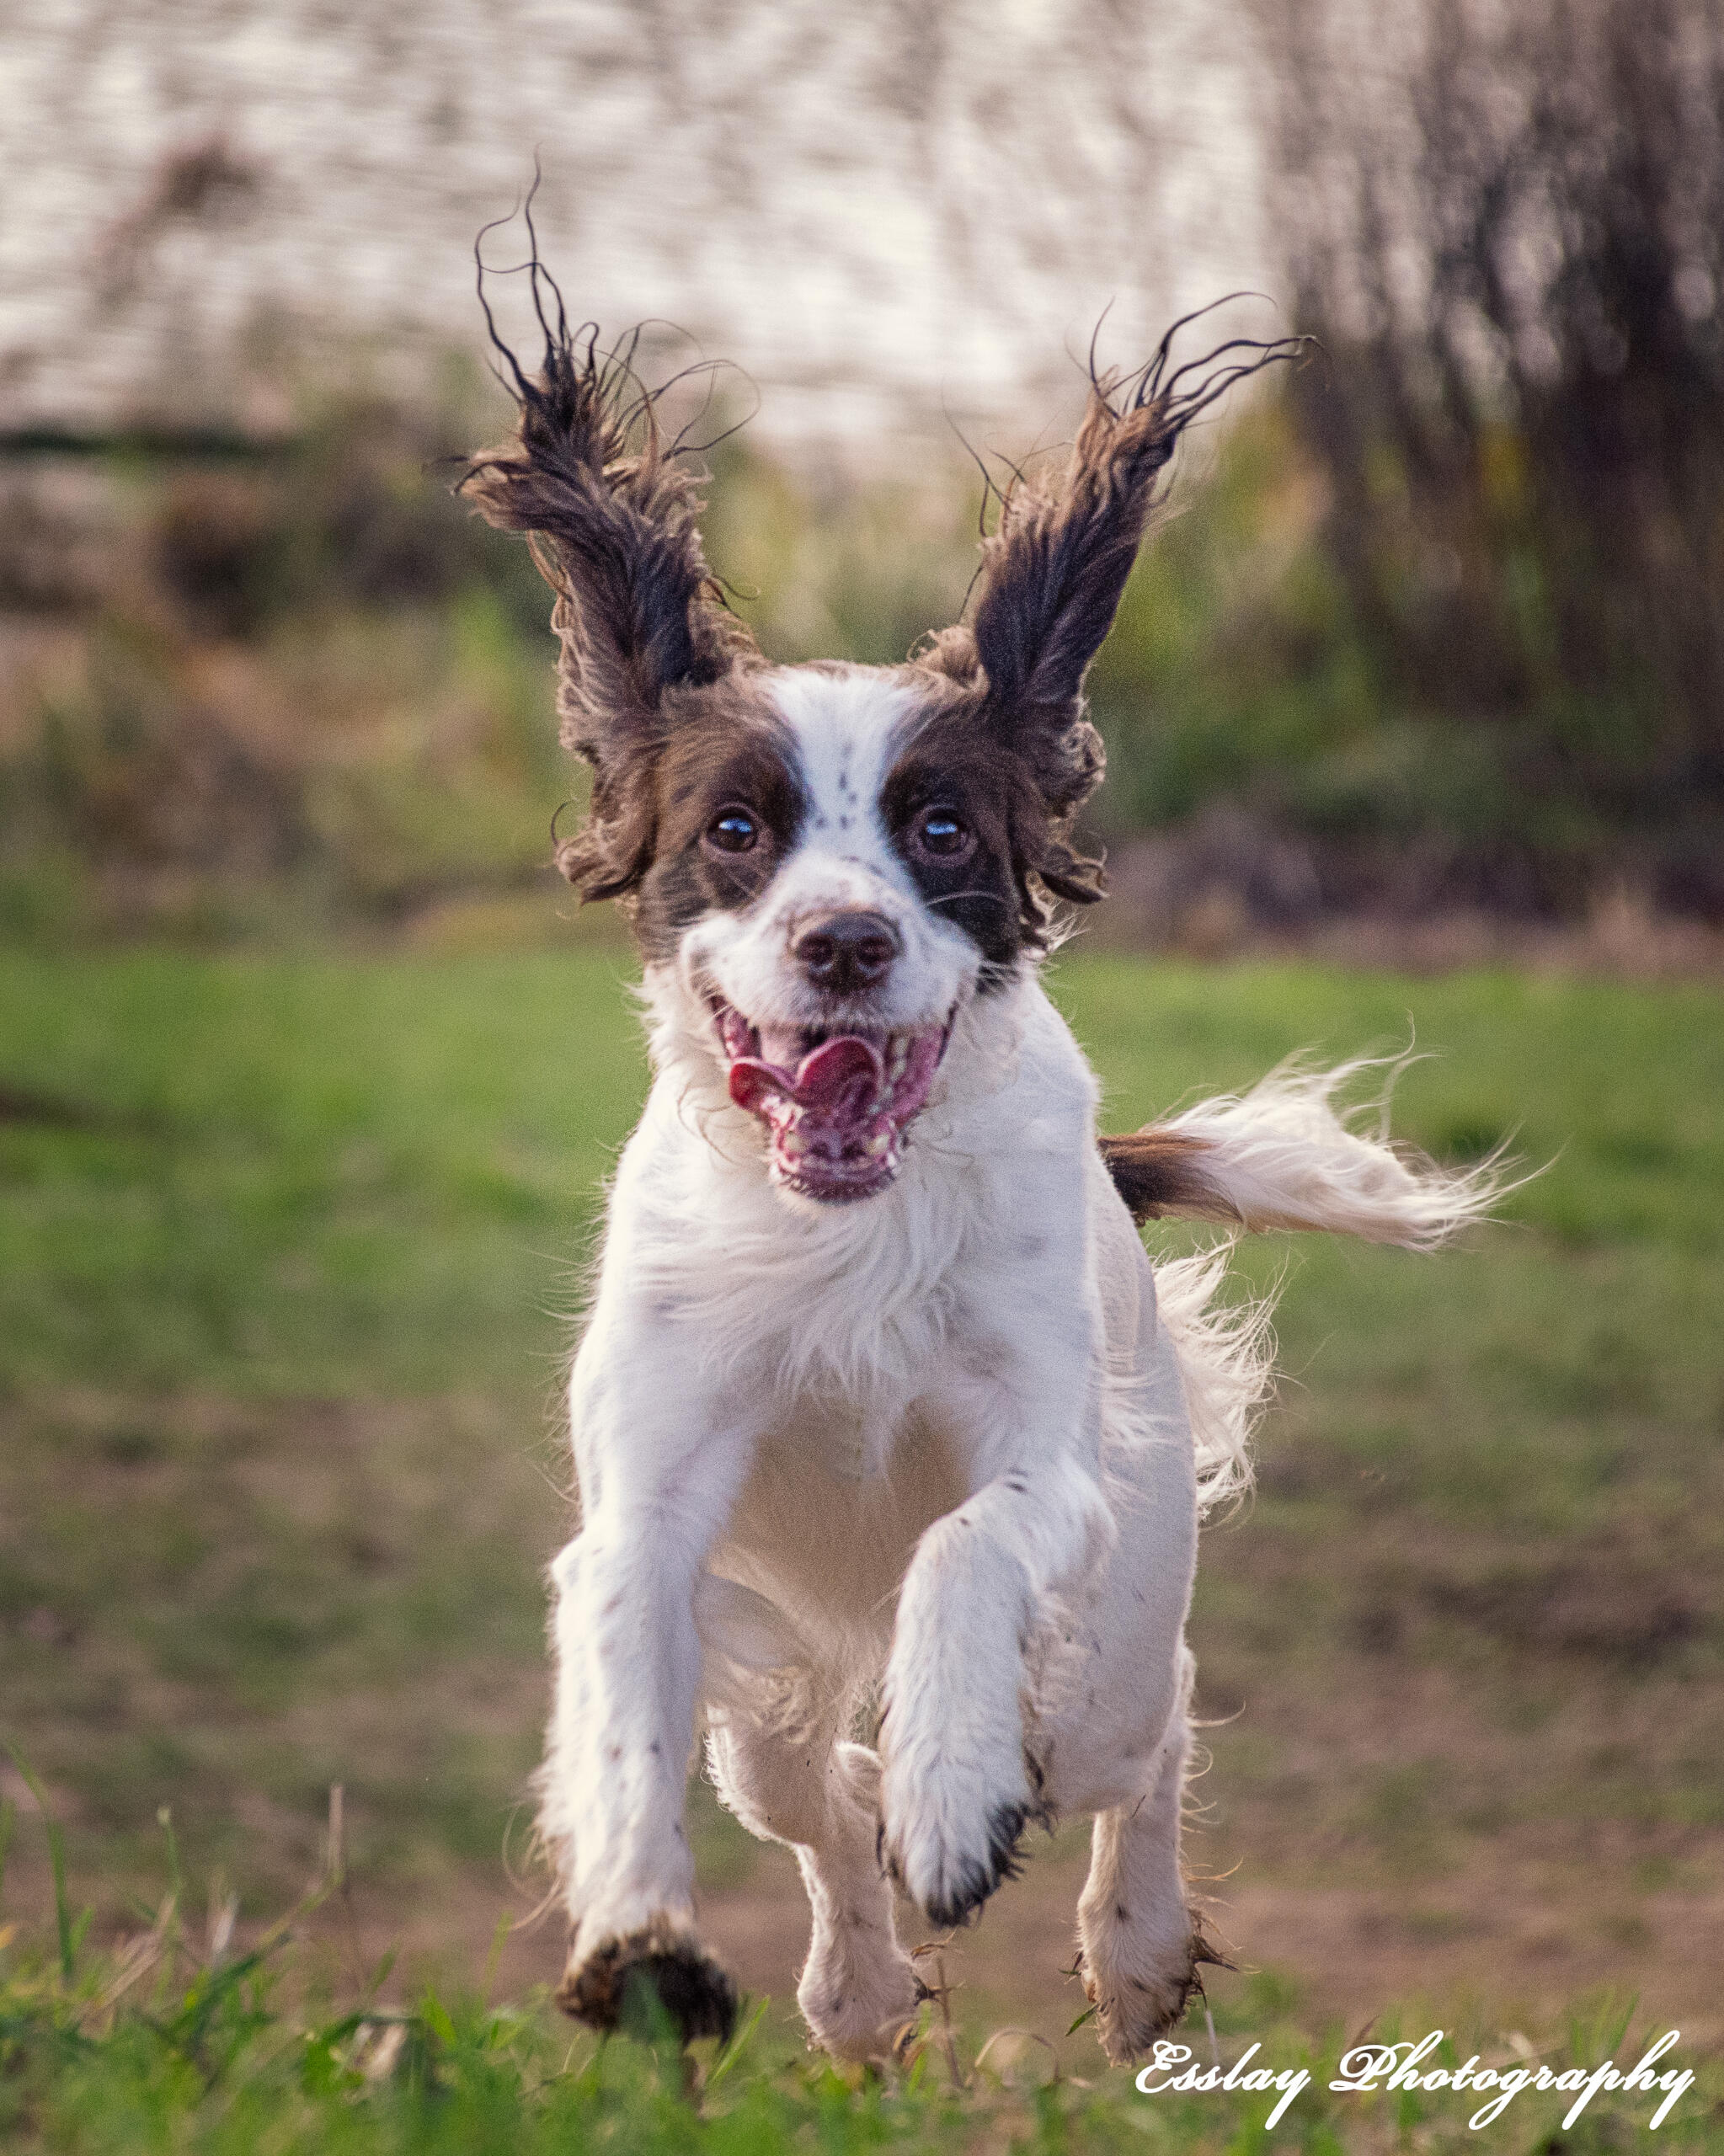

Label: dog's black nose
[794,910,901,993]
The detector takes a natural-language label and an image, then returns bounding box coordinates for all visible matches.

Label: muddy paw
[558,1920,738,2047]
[1078,1913,1235,2065]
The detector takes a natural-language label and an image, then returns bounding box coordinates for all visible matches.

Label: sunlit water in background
[3,0,1268,461]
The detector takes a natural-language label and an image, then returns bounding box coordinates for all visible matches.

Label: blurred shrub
[0,392,567,940]
[151,393,552,640]
[6,165,1724,949]
[1254,0,1724,919]
[702,435,979,670]
[30,615,309,872]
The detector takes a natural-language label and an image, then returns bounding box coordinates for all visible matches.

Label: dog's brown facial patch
[879,689,1037,985]
[630,675,807,963]
[883,664,1112,987]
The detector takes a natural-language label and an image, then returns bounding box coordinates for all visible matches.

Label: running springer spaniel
[460,268,1497,2063]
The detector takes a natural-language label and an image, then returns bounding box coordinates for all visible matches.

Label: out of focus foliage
[3,0,1724,944]
[0,382,565,939]
[1254,0,1724,918]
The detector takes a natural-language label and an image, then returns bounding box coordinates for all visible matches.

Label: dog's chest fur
[619,958,1103,1452]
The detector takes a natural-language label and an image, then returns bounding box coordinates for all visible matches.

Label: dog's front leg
[542,1331,755,2044]
[879,1357,1113,1928]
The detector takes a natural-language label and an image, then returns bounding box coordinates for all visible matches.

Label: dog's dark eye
[707,807,760,854]
[914,808,973,861]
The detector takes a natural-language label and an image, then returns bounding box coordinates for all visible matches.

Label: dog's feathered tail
[1100,1054,1509,1251]
[1106,1055,1513,1514]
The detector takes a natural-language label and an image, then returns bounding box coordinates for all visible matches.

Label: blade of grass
[5,1743,74,1983]
[481,1909,512,2002]
[360,1945,398,2009]
[705,1993,768,2089]
[156,1806,184,1909]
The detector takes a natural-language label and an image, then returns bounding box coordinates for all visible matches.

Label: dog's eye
[915,808,972,861]
[707,807,760,854]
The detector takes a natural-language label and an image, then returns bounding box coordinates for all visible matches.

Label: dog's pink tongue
[729,1035,883,1133]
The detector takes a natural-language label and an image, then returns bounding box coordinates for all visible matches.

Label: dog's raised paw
[558,1923,738,2047]
[924,1796,1031,1928]
[883,1787,1042,1928]
[880,1738,1053,1927]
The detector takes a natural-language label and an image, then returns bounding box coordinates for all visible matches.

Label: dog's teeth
[888,1038,909,1081]
[865,1131,892,1156]
[780,1131,809,1158]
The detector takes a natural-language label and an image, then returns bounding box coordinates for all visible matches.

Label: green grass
[2,1869,1719,2152]
[3,947,1718,1397]
[1,945,1721,2137]
[0,942,647,1396]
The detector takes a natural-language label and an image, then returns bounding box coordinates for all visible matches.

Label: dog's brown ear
[460,253,757,900]
[942,321,1307,828]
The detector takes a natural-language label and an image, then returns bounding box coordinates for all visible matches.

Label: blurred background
[3,0,1721,2068]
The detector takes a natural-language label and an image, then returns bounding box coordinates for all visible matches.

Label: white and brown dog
[461,272,1497,2063]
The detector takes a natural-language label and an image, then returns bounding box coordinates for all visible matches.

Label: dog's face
[462,298,1292,1201]
[630,663,1043,1200]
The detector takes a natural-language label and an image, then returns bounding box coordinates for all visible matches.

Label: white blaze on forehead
[766,666,918,880]
[685,661,980,1050]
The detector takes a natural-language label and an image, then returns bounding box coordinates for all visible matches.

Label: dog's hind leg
[707,1703,926,2061]
[1072,1646,1210,2063]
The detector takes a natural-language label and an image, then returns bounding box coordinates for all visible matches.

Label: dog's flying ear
[459,243,757,900]
[931,318,1306,834]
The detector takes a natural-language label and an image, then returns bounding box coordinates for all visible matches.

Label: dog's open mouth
[713,1004,953,1201]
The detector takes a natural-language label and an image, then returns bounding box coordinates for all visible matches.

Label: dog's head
[462,273,1297,1203]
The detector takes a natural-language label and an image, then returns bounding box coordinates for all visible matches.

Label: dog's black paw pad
[558,1925,738,2047]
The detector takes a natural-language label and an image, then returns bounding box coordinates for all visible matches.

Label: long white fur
[1159,1054,1508,1247]
[1150,1243,1277,1518]
[540,668,1497,2063]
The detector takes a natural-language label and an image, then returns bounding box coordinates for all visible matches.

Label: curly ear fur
[935,318,1308,908]
[460,246,1302,919]
[458,242,758,901]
